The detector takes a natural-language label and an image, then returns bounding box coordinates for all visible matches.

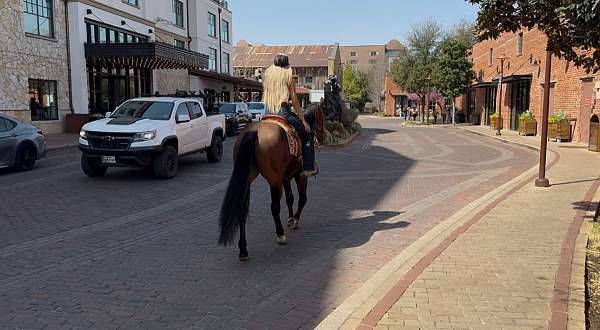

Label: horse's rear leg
[289,175,308,230]
[239,171,257,261]
[270,183,287,244]
[283,179,295,221]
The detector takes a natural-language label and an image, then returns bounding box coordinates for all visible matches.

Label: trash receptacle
[589,115,600,152]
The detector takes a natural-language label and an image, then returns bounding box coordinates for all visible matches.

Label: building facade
[341,40,407,113]
[0,0,71,133]
[466,28,600,143]
[1,0,258,133]
[233,41,342,105]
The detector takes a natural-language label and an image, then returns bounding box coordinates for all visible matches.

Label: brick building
[233,41,342,105]
[465,28,600,144]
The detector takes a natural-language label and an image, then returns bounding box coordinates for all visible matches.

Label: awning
[85,42,208,70]
[492,74,532,84]
[189,69,264,92]
[470,81,496,88]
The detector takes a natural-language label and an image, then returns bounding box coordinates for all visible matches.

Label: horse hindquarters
[219,131,258,259]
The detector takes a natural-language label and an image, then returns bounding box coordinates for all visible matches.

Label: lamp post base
[496,131,502,136]
[535,178,550,187]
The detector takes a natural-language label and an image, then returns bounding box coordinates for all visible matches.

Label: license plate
[101,156,116,164]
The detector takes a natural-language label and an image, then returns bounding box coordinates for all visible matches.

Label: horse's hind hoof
[287,217,299,229]
[277,235,287,245]
[239,254,249,261]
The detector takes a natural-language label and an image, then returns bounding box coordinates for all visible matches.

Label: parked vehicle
[0,113,47,171]
[78,97,226,179]
[218,102,251,136]
[248,102,266,121]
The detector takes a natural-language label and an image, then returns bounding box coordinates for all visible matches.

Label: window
[292,76,299,84]
[369,59,378,65]
[123,0,138,6]
[86,21,148,45]
[517,32,524,56]
[98,26,107,43]
[369,51,379,56]
[186,102,203,119]
[172,0,184,28]
[208,12,217,37]
[350,51,358,57]
[0,118,17,132]
[29,79,58,121]
[176,103,191,120]
[174,39,185,49]
[208,48,217,71]
[221,20,230,43]
[488,48,493,66]
[23,0,54,38]
[349,59,358,64]
[304,76,313,84]
[222,52,230,74]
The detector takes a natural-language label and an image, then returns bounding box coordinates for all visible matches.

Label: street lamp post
[496,54,509,136]
[426,75,432,125]
[535,50,553,188]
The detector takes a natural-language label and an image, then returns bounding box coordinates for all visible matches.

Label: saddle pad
[262,117,302,158]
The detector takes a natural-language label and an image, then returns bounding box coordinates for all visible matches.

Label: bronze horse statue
[219,105,325,260]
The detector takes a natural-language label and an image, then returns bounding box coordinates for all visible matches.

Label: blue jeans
[278,106,315,172]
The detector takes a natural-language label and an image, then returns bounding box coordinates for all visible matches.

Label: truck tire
[81,156,108,177]
[153,145,178,179]
[206,135,223,163]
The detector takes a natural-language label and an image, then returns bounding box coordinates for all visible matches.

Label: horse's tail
[219,130,257,245]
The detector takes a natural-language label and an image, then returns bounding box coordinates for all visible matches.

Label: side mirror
[176,114,191,123]
[105,112,112,118]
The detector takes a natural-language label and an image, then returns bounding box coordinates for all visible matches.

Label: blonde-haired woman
[262,54,317,177]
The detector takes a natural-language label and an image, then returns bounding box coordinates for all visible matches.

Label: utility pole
[496,54,508,136]
[535,50,553,188]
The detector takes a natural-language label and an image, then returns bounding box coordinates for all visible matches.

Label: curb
[458,127,541,152]
[320,131,361,150]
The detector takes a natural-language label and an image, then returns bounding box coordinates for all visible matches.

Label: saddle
[262,115,302,158]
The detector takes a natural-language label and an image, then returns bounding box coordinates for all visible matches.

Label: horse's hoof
[287,217,296,228]
[239,253,249,261]
[277,235,287,245]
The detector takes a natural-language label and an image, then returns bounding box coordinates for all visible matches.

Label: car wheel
[15,143,37,171]
[81,156,108,177]
[153,145,178,179]
[206,135,223,163]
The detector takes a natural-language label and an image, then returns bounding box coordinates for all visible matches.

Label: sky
[229,0,479,46]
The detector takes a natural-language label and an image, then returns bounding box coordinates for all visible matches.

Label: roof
[386,39,404,51]
[234,44,336,68]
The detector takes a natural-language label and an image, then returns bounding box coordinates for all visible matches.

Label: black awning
[492,74,533,84]
[85,42,208,70]
[470,81,496,88]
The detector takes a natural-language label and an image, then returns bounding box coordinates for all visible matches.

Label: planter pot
[490,116,501,130]
[557,120,572,142]
[548,122,558,140]
[65,114,90,134]
[519,119,537,136]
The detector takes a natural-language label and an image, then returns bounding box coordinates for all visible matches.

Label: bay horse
[219,104,325,260]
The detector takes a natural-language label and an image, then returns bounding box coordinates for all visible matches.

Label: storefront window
[29,79,58,121]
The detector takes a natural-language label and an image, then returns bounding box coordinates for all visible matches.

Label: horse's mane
[303,103,318,127]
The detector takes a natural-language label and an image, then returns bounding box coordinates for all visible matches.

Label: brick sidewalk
[318,126,600,330]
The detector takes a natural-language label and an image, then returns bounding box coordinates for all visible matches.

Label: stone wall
[0,0,70,133]
[154,70,190,94]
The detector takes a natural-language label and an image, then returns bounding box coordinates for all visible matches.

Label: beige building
[233,40,342,104]
[0,0,71,133]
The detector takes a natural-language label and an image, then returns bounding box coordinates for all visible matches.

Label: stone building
[0,0,71,134]
[233,41,342,105]
[1,0,260,133]
[464,28,600,144]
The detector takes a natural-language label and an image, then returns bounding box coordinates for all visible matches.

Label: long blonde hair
[262,64,292,113]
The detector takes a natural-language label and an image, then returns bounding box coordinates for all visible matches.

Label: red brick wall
[384,75,408,116]
[470,28,600,143]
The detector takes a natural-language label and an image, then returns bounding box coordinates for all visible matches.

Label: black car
[218,103,251,136]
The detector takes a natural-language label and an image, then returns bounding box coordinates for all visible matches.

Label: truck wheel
[81,156,108,177]
[15,144,37,171]
[153,145,178,179]
[206,135,223,163]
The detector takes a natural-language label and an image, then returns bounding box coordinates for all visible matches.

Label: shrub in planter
[490,113,501,130]
[548,112,571,141]
[518,111,537,136]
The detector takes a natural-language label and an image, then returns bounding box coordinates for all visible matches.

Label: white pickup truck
[78,97,226,179]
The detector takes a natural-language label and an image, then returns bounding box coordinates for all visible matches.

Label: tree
[434,38,476,125]
[467,0,600,72]
[342,64,369,110]
[390,21,442,122]
[364,61,388,112]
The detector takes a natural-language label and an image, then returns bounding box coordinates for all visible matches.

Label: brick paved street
[0,118,536,329]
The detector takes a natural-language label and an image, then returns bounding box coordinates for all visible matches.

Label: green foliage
[468,0,600,73]
[342,65,369,110]
[433,38,476,99]
[548,112,566,124]
[519,111,535,120]
[490,112,499,119]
